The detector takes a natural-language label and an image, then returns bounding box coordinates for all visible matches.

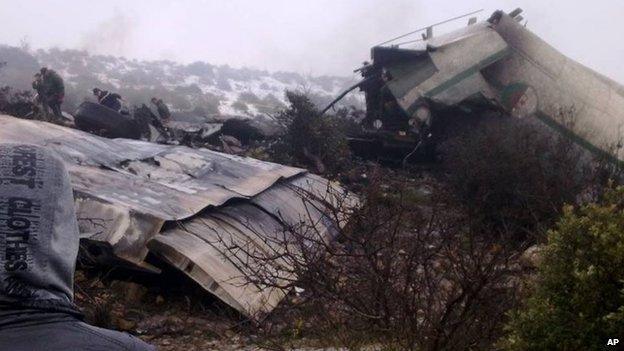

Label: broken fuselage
[360,10,624,163]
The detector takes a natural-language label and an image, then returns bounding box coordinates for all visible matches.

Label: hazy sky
[1,0,623,81]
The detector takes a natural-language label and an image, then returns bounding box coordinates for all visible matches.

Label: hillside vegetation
[0,45,363,118]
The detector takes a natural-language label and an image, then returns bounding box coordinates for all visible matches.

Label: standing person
[151,97,171,124]
[134,103,171,141]
[39,67,64,118]
[31,73,46,116]
[0,144,155,351]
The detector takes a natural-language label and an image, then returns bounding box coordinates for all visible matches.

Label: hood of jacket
[0,144,79,308]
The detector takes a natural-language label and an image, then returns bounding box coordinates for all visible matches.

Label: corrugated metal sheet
[0,114,355,316]
[149,172,353,317]
[0,115,302,259]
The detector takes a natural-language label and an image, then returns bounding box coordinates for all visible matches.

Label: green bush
[503,186,624,350]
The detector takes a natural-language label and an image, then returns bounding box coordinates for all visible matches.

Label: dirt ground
[74,266,263,351]
[72,165,431,351]
[74,265,347,351]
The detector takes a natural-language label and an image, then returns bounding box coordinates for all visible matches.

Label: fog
[1,0,623,81]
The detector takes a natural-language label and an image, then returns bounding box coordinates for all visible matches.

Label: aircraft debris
[72,100,282,153]
[331,9,624,164]
[75,101,141,139]
[0,114,355,317]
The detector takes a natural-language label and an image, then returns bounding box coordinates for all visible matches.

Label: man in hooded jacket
[0,144,155,351]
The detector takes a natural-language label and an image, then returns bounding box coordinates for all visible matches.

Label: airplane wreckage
[0,114,355,318]
[3,6,624,320]
[328,8,624,163]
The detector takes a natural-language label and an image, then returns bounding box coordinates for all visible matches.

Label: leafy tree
[503,186,624,350]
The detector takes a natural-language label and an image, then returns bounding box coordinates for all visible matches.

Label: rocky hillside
[0,45,363,118]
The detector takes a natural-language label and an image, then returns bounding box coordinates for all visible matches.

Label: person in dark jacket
[151,97,171,124]
[39,67,64,118]
[93,88,124,113]
[31,73,46,116]
[133,104,171,141]
[0,144,155,351]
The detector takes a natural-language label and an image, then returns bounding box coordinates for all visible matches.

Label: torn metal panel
[0,116,303,215]
[167,120,222,134]
[214,204,294,254]
[0,115,305,265]
[395,23,509,110]
[0,114,355,316]
[146,186,296,317]
[485,13,624,162]
[74,194,164,267]
[287,173,358,227]
[251,183,331,236]
[166,120,223,143]
[147,228,269,314]
[0,117,302,215]
[149,173,354,317]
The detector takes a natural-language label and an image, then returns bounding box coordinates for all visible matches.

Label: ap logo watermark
[607,338,619,346]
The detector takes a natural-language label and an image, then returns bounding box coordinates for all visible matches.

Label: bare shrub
[212,106,610,349]
[271,91,351,175]
[216,169,523,350]
[0,61,37,117]
[0,86,34,117]
[439,114,604,243]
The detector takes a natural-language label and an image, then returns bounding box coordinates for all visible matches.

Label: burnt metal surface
[0,115,303,220]
[74,101,141,139]
[0,114,355,317]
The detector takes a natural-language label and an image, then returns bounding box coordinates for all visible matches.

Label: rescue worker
[0,144,155,351]
[38,67,64,118]
[31,73,45,116]
[134,104,171,141]
[93,88,123,113]
[31,73,42,98]
[151,97,171,124]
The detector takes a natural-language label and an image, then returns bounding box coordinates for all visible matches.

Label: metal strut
[320,76,373,115]
[375,9,483,47]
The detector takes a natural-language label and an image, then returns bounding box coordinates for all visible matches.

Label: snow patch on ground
[36,50,364,118]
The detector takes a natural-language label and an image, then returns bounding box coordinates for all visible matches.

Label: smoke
[2,0,623,81]
[244,0,424,76]
[79,11,136,57]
